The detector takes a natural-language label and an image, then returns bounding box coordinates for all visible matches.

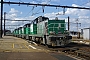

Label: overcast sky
[1,0,90,31]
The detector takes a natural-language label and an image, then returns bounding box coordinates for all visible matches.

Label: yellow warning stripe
[12,43,14,48]
[24,44,29,49]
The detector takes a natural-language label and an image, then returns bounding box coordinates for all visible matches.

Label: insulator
[56,7,57,9]
[19,2,20,6]
[42,6,45,13]
[9,1,10,6]
[43,9,44,13]
[63,7,65,15]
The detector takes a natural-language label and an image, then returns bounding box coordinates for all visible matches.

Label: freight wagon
[13,16,72,47]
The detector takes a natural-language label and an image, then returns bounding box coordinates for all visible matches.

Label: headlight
[60,37,63,39]
[50,31,55,34]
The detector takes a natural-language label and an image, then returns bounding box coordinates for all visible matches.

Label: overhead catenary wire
[19,0,23,2]
[24,0,44,17]
[2,1,90,20]
[32,7,42,16]
[24,6,35,17]
[32,0,51,4]
[5,24,23,26]
[2,19,32,21]
[24,0,42,17]
[56,7,65,15]
[33,0,42,3]
[48,0,60,5]
[1,1,90,10]
[80,0,90,6]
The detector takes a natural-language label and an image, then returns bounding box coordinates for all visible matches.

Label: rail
[75,50,90,57]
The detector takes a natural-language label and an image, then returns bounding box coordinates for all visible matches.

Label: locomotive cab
[36,16,72,46]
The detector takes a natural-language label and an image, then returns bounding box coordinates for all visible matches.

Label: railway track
[29,41,90,60]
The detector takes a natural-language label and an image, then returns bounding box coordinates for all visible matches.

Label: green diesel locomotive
[13,16,72,46]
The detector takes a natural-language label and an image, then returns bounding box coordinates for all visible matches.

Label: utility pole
[76,19,79,32]
[4,12,6,36]
[0,0,3,38]
[68,16,70,31]
[76,19,80,38]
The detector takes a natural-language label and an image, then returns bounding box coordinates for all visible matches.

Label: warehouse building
[83,28,90,40]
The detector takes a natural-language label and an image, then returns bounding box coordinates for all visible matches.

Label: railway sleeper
[75,50,90,59]
[62,47,79,52]
[69,47,79,52]
[62,49,70,52]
